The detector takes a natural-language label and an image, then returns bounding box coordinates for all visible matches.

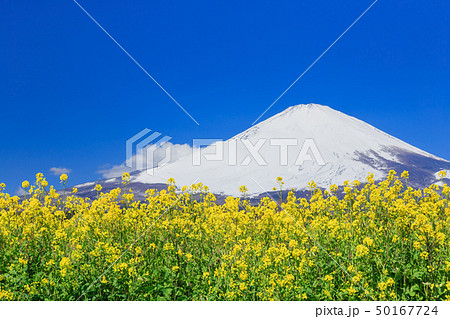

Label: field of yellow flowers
[0,170,449,301]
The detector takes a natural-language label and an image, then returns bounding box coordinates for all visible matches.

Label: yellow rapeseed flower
[239,185,248,193]
[401,171,409,179]
[378,282,387,291]
[1,169,449,301]
[18,257,28,265]
[363,237,374,247]
[35,173,44,182]
[356,245,369,257]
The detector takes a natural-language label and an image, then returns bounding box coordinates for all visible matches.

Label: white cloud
[15,187,25,196]
[99,142,193,179]
[49,167,72,176]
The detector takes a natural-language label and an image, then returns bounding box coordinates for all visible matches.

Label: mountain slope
[130,104,449,196]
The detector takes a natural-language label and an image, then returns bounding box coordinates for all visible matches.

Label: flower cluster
[0,170,449,300]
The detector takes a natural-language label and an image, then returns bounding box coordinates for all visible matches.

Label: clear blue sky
[1,0,449,192]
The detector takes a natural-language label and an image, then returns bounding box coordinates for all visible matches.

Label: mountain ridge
[74,103,450,198]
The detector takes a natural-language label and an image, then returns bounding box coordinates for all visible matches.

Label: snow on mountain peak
[133,103,449,196]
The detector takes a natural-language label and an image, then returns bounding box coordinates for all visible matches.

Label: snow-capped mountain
[132,103,450,196]
[74,103,450,198]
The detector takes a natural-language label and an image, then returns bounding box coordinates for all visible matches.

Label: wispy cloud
[98,142,192,179]
[49,167,72,176]
[15,187,25,196]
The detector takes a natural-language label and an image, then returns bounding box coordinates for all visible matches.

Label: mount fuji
[74,104,450,199]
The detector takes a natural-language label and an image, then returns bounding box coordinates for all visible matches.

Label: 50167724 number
[375,305,438,316]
